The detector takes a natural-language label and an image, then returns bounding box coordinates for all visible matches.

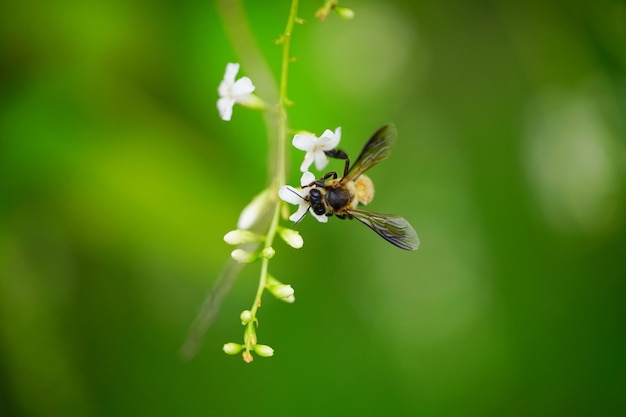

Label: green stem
[276,0,299,188]
[247,0,299,348]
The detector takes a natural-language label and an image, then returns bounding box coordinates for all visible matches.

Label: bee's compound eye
[312,205,326,215]
[310,189,321,199]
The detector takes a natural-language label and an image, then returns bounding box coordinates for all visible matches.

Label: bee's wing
[344,124,397,182]
[350,208,419,251]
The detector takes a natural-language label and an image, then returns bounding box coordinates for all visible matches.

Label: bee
[300,124,419,251]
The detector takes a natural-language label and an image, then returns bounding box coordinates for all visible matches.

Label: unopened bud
[278,227,304,249]
[240,310,253,324]
[274,284,294,299]
[230,249,256,264]
[266,275,296,303]
[334,7,355,20]
[261,246,275,259]
[315,4,331,20]
[223,342,243,355]
[242,350,254,363]
[223,229,263,245]
[253,344,274,357]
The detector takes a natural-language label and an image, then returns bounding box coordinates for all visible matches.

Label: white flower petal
[217,79,230,97]
[319,129,334,142]
[224,63,240,84]
[233,76,255,97]
[289,204,309,222]
[310,210,329,223]
[314,150,329,171]
[292,133,317,151]
[278,186,304,205]
[217,97,234,121]
[326,127,341,149]
[300,152,315,172]
[300,171,316,186]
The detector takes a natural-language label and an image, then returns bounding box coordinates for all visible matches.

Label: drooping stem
[276,0,299,189]
[247,0,299,346]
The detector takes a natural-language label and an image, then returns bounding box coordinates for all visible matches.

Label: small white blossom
[292,127,341,172]
[278,172,328,223]
[217,63,255,121]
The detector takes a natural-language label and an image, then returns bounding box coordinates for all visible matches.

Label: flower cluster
[214,62,346,361]
[278,128,343,223]
[215,60,311,362]
[196,0,360,363]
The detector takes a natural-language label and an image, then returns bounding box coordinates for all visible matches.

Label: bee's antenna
[292,209,308,226]
[285,187,305,201]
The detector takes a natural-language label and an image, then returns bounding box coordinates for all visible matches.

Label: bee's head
[308,187,327,215]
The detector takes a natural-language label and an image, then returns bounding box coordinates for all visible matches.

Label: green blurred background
[1,0,625,416]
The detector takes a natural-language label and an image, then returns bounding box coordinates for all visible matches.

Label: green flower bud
[240,310,253,324]
[334,6,355,20]
[278,227,304,249]
[273,284,294,299]
[223,342,243,355]
[261,247,275,259]
[223,229,263,245]
[230,249,256,263]
[253,344,274,357]
[242,350,254,363]
[266,275,296,303]
[282,294,295,304]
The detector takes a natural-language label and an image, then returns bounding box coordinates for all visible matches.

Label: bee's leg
[302,172,337,189]
[324,149,350,178]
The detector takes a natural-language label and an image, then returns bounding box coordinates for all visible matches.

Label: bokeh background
[1,0,625,416]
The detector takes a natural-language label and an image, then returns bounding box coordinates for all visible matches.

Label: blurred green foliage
[1,0,625,416]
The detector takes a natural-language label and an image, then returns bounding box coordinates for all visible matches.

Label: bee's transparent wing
[344,124,397,181]
[350,208,419,251]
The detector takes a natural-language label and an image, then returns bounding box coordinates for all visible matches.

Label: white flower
[278,172,328,223]
[217,63,255,121]
[292,127,341,172]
